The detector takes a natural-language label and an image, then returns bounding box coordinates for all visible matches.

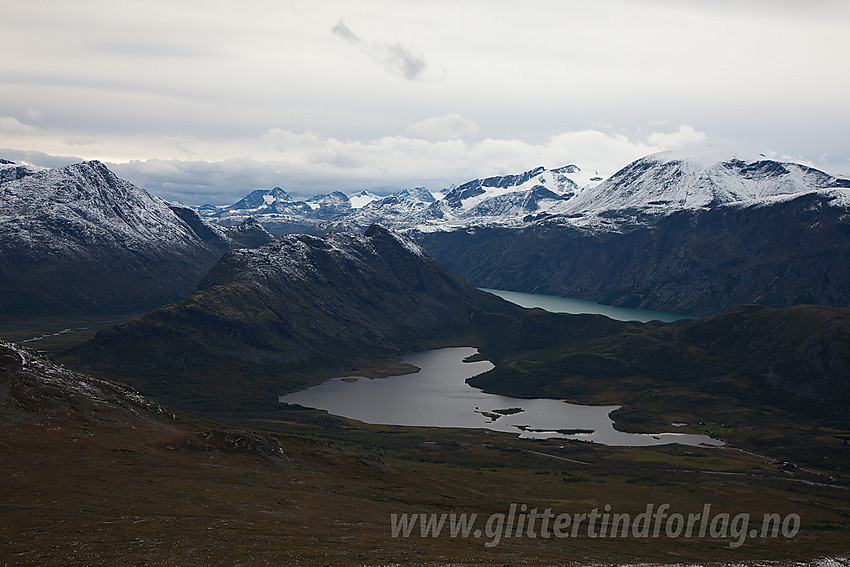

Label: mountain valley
[2,149,850,565]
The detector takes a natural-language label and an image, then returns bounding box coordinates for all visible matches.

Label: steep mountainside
[64,225,524,413]
[475,304,850,420]
[0,160,269,318]
[0,339,177,426]
[418,190,850,316]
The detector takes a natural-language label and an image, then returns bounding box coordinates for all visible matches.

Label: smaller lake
[280,347,722,447]
[480,289,695,323]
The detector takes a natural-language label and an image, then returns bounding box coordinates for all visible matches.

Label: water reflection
[480,288,696,323]
[280,347,722,447]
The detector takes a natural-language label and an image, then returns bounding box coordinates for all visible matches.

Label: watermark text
[390,503,800,548]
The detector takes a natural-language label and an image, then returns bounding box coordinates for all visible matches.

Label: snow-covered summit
[227,186,292,211]
[0,160,261,317]
[0,160,210,250]
[442,166,577,210]
[638,143,768,168]
[349,190,379,209]
[428,165,592,227]
[557,144,850,220]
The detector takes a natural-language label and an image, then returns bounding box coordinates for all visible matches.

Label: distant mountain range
[195,164,599,234]
[195,144,850,315]
[197,145,849,234]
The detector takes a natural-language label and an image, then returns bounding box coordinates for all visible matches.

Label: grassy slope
[3,314,850,564]
[3,369,849,566]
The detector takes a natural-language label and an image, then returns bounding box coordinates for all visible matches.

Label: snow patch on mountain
[349,190,379,208]
[212,225,429,286]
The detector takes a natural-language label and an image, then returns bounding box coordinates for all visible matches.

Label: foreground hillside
[3,340,849,565]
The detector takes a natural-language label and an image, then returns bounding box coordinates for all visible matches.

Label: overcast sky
[2,0,849,205]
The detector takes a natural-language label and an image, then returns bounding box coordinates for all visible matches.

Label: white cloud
[91,126,679,204]
[0,116,37,134]
[647,125,707,149]
[14,120,850,206]
[406,114,478,140]
[3,1,848,204]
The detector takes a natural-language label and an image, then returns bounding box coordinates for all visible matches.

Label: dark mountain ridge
[63,225,525,414]
[475,303,850,418]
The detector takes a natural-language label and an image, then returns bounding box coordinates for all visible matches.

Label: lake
[280,346,722,447]
[480,288,695,323]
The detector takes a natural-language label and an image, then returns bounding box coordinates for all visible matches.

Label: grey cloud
[110,158,281,205]
[331,19,427,80]
[383,43,426,80]
[110,157,390,206]
[97,38,216,58]
[0,148,84,169]
[331,19,361,44]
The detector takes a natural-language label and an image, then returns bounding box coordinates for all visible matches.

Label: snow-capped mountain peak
[349,190,380,209]
[227,187,292,212]
[559,144,850,219]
